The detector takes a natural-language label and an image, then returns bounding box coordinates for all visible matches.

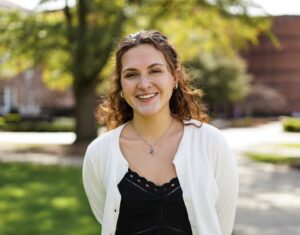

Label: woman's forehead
[121,44,168,71]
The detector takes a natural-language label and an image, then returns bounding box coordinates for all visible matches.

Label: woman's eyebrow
[122,68,137,74]
[148,63,165,68]
[122,63,165,74]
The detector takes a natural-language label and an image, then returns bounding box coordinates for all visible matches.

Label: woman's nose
[137,74,151,89]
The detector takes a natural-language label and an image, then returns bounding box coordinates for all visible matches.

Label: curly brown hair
[96,30,207,130]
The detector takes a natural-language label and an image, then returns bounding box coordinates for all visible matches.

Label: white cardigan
[83,119,238,235]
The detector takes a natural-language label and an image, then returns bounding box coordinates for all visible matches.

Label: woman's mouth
[136,92,158,100]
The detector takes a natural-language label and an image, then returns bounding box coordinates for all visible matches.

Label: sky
[247,0,300,16]
[9,0,75,11]
[8,0,300,16]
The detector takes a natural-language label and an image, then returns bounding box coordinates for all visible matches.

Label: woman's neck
[131,113,174,142]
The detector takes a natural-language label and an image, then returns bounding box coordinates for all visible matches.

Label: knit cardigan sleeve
[82,141,106,225]
[213,132,239,235]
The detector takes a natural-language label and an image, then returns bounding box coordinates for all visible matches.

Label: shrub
[229,117,254,127]
[0,117,75,132]
[0,117,5,128]
[281,117,300,132]
[4,112,22,123]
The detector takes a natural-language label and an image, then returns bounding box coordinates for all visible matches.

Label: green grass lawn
[245,143,300,167]
[279,143,300,148]
[245,152,300,165]
[0,162,100,235]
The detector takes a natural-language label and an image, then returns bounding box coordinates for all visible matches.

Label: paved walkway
[0,121,300,235]
[0,131,81,166]
[0,131,76,145]
[0,152,83,166]
[222,122,300,235]
[234,155,300,235]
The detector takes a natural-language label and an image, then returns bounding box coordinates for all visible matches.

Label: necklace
[131,118,174,156]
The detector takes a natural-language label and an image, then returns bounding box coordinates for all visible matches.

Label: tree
[0,0,272,142]
[130,0,272,118]
[242,83,287,116]
[1,0,127,142]
[188,53,251,117]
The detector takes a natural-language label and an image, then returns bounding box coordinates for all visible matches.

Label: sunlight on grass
[2,186,27,198]
[51,197,79,209]
[245,152,300,165]
[0,162,100,235]
[279,143,300,149]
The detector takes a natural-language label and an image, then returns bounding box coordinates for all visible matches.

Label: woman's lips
[136,92,158,100]
[136,92,158,102]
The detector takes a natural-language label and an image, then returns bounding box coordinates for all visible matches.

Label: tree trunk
[73,82,98,143]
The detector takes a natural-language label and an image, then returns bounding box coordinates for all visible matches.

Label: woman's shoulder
[185,119,232,160]
[85,124,124,156]
[183,119,227,149]
[184,119,223,137]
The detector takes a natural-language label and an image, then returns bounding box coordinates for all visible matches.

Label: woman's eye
[150,69,161,74]
[124,73,137,78]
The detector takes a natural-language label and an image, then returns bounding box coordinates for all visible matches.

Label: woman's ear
[173,69,180,89]
[174,68,180,83]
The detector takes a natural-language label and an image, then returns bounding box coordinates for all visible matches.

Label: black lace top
[116,169,193,235]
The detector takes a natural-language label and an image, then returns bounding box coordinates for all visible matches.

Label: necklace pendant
[149,146,154,155]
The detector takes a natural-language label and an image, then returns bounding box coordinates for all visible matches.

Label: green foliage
[0,117,5,128]
[0,10,67,78]
[281,117,300,132]
[128,0,272,60]
[121,0,270,115]
[0,0,273,141]
[0,1,127,89]
[0,117,75,132]
[0,162,99,235]
[4,112,22,123]
[189,53,250,111]
[0,0,272,86]
[0,1,130,140]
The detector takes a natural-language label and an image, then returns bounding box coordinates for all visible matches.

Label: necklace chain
[132,118,174,156]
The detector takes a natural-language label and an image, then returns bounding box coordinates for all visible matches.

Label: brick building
[0,1,74,118]
[243,15,300,115]
[0,69,74,118]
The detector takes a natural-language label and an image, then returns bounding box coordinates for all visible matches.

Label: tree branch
[63,0,74,43]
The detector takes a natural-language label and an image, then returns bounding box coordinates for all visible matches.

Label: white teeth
[137,93,156,99]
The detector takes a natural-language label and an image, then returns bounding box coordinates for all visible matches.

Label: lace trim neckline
[127,168,179,189]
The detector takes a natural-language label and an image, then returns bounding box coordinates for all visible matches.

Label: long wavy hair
[96,30,207,130]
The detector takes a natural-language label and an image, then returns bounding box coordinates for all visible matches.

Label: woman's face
[120,44,176,119]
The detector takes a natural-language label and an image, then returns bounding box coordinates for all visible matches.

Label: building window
[0,89,4,107]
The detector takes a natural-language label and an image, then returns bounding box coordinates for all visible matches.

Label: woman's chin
[133,107,161,118]
[132,102,170,118]
[135,111,158,118]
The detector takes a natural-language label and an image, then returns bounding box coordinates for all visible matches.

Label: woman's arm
[214,134,239,235]
[82,145,106,225]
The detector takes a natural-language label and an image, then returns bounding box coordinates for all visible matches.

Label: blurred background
[0,0,299,235]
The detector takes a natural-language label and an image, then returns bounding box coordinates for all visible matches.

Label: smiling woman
[120,44,175,120]
[83,30,238,235]
[99,31,206,129]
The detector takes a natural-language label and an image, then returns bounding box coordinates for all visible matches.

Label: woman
[83,30,238,235]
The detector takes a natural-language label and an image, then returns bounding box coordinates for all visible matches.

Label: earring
[174,83,178,89]
[119,91,124,98]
